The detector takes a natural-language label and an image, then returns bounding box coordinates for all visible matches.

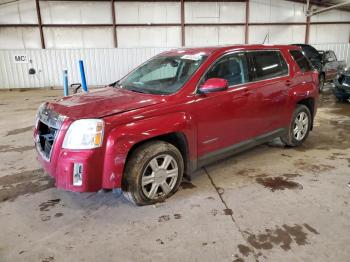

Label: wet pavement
[0,87,349,262]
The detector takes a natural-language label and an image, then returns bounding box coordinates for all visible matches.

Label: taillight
[312,70,319,85]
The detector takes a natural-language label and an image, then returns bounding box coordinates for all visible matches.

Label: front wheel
[123,141,184,206]
[281,105,311,147]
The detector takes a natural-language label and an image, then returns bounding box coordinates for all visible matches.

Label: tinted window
[329,51,337,61]
[290,50,312,72]
[119,54,206,95]
[297,45,321,61]
[323,51,337,62]
[248,51,288,81]
[204,52,249,86]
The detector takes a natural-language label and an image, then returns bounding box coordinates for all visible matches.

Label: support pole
[245,0,249,44]
[180,0,185,47]
[35,0,45,49]
[63,70,69,96]
[305,1,311,44]
[79,60,88,93]
[111,0,117,48]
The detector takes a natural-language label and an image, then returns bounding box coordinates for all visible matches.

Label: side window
[204,53,249,87]
[330,51,337,61]
[248,51,288,81]
[289,50,312,73]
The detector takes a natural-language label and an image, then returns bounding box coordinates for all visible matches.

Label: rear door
[324,51,338,80]
[245,50,290,133]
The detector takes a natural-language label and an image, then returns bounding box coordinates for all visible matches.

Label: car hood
[47,87,165,119]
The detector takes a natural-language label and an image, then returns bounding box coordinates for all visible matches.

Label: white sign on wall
[14,55,28,64]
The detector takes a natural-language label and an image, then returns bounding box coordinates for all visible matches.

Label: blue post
[63,69,69,96]
[79,60,88,93]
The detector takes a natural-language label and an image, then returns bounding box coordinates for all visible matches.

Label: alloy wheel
[141,154,179,199]
[293,111,309,141]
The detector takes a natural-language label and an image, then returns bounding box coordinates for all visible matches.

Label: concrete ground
[0,87,349,262]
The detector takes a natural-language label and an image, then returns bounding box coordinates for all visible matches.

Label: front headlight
[62,119,104,149]
[35,102,46,128]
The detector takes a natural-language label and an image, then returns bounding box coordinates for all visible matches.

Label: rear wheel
[319,74,325,92]
[281,105,311,147]
[123,141,184,206]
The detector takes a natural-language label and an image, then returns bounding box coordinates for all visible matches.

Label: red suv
[34,45,319,205]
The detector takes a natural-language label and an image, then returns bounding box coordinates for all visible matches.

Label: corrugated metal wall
[0,43,349,89]
[312,43,350,63]
[0,47,170,89]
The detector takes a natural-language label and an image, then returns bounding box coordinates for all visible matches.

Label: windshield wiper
[127,87,149,94]
[108,81,121,88]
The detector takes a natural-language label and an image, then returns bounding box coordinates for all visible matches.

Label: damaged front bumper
[34,105,109,192]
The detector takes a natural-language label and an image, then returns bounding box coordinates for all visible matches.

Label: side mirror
[198,78,228,94]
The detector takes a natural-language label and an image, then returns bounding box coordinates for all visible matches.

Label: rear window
[248,51,288,81]
[289,50,312,73]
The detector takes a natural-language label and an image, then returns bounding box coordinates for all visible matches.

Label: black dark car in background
[333,70,350,102]
[293,44,346,91]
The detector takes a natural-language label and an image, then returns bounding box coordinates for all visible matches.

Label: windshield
[118,54,207,95]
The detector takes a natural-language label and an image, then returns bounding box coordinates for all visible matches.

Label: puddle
[242,223,319,251]
[294,160,335,174]
[39,199,61,211]
[6,126,34,136]
[256,177,303,192]
[180,181,196,189]
[0,169,55,202]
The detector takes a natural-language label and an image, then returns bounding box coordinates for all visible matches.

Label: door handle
[243,89,252,96]
[285,80,292,87]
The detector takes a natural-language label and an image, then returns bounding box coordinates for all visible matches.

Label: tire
[122,141,184,206]
[336,96,349,103]
[281,105,312,147]
[319,74,325,93]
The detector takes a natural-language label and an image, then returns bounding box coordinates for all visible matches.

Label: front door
[193,52,257,158]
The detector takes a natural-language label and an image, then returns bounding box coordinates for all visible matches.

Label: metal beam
[307,1,350,16]
[35,0,45,49]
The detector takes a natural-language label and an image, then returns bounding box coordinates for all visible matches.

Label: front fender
[101,112,196,188]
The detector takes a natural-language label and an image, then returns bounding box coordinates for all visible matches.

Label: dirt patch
[54,212,63,218]
[0,145,33,153]
[180,181,196,190]
[294,160,335,174]
[6,126,34,136]
[303,223,320,235]
[0,169,55,202]
[39,199,61,211]
[283,173,301,178]
[238,244,253,257]
[223,208,233,215]
[158,215,170,223]
[236,168,259,176]
[174,214,181,219]
[243,224,318,251]
[256,177,303,192]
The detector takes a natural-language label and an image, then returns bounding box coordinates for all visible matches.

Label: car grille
[36,105,65,160]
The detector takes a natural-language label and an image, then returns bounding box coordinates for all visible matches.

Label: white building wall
[0,0,349,49]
